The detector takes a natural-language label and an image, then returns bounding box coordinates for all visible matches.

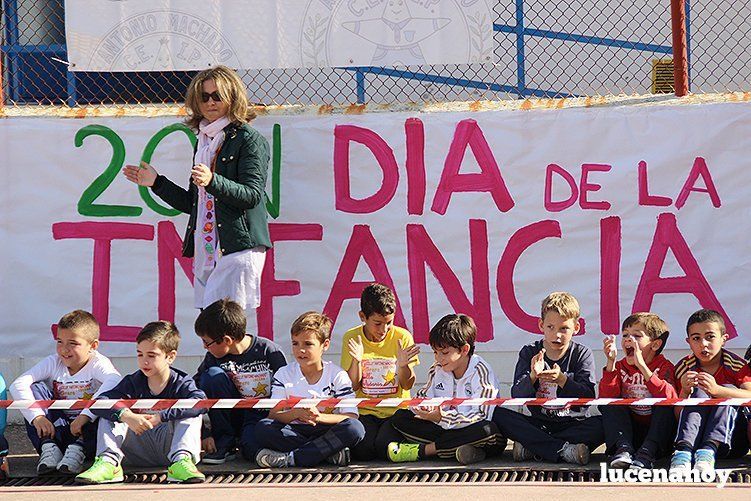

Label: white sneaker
[692,449,716,478]
[560,443,590,465]
[255,449,290,468]
[57,444,86,474]
[37,443,63,475]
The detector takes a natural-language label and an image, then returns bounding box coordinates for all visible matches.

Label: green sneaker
[167,457,205,484]
[387,442,420,463]
[75,457,124,484]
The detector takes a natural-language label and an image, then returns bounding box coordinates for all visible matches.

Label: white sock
[170,451,192,463]
[101,452,120,466]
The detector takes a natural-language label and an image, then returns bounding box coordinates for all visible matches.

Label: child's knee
[390,409,414,427]
[198,366,232,392]
[341,418,366,442]
[253,418,277,442]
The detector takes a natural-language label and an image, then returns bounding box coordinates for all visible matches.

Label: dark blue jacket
[94,367,206,423]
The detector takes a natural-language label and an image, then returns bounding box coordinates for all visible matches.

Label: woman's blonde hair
[184,65,256,130]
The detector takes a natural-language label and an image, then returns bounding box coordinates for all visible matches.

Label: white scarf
[194,116,231,287]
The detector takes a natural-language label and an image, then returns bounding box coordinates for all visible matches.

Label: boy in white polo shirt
[254,311,366,467]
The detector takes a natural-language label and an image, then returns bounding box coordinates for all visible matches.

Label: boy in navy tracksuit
[194,299,286,463]
[75,321,207,484]
[492,292,604,464]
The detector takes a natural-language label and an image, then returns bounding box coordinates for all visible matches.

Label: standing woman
[123,65,271,312]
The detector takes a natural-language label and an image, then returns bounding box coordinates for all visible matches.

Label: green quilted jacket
[151,122,272,257]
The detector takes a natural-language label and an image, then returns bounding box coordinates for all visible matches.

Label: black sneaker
[455,445,486,465]
[608,445,635,469]
[202,447,237,465]
[629,450,656,470]
[326,447,351,466]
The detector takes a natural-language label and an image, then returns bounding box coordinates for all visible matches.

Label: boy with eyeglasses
[194,298,287,463]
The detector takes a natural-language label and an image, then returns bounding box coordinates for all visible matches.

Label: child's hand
[121,410,154,436]
[603,336,617,362]
[413,406,441,423]
[697,372,719,396]
[680,370,699,395]
[538,364,565,387]
[32,416,55,439]
[296,407,320,426]
[530,349,546,382]
[69,414,91,437]
[347,336,364,363]
[397,340,420,368]
[632,340,647,370]
[202,437,217,454]
[123,161,158,187]
[144,413,162,427]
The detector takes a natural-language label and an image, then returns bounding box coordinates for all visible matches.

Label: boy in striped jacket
[387,314,503,465]
[668,309,751,476]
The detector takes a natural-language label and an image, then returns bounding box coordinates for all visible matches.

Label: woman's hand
[123,161,158,187]
[191,163,213,187]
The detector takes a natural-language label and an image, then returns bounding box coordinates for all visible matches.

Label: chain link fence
[0,0,749,109]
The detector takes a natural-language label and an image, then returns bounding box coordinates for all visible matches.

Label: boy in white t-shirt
[10,310,121,475]
[254,311,366,467]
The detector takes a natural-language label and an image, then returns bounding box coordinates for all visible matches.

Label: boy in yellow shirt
[340,284,420,460]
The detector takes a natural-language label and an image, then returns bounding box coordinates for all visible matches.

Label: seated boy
[669,309,751,475]
[254,311,365,467]
[9,310,121,475]
[387,314,502,465]
[194,298,287,463]
[492,292,604,465]
[599,312,677,469]
[75,321,207,484]
[341,283,419,461]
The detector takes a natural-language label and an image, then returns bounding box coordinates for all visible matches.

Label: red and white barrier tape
[1,397,750,410]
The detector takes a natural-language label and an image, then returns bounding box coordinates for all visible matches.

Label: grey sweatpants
[96,415,202,466]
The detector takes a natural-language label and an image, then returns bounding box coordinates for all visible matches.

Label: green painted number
[265,123,282,219]
[139,123,198,217]
[76,122,280,219]
[76,125,143,217]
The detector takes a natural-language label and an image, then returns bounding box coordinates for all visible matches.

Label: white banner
[64,0,495,72]
[1,103,750,359]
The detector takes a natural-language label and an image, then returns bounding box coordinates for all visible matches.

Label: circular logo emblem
[300,0,493,67]
[89,10,241,71]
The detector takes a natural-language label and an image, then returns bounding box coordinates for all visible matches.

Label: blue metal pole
[515,0,526,98]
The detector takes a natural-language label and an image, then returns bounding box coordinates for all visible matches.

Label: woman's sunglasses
[201,91,222,103]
